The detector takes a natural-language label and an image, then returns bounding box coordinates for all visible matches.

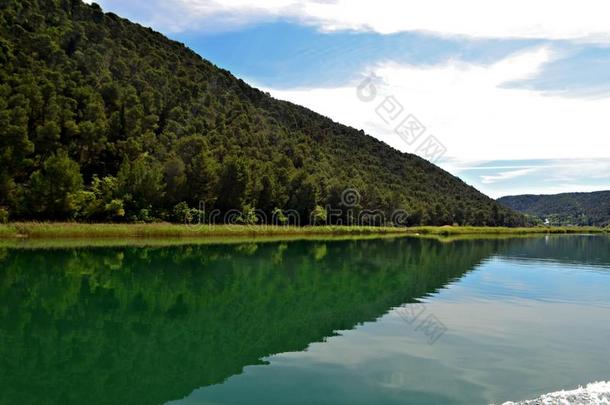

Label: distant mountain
[0,0,527,226]
[498,191,610,226]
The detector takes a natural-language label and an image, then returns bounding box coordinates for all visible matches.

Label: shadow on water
[0,235,605,404]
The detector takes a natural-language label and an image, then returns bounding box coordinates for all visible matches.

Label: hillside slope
[498,191,610,226]
[0,0,526,226]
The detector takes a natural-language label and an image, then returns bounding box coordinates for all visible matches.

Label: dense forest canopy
[498,191,610,227]
[0,0,527,226]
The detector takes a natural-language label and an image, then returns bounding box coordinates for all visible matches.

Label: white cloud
[93,0,610,42]
[262,47,610,162]
[494,183,610,198]
[480,168,537,184]
[446,158,610,197]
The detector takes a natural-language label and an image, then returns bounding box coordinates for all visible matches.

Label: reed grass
[0,222,606,240]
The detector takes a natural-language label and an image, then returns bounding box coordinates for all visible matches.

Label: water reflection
[0,235,608,405]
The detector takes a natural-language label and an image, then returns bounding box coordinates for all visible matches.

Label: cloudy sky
[88,0,610,198]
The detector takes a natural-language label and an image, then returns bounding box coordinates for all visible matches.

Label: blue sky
[88,0,610,198]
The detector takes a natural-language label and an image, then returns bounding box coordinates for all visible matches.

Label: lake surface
[1,235,609,405]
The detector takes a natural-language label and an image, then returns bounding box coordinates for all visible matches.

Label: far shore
[0,223,607,240]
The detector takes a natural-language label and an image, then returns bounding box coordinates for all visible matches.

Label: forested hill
[0,0,526,226]
[498,191,610,227]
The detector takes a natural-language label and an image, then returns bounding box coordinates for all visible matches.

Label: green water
[1,235,609,404]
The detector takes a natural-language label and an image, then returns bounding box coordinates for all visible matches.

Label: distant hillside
[498,191,610,226]
[0,0,526,226]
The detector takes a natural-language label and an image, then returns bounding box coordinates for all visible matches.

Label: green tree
[117,155,164,217]
[311,205,327,225]
[187,151,219,209]
[288,172,318,223]
[164,156,187,205]
[70,175,124,220]
[0,87,34,208]
[216,157,249,211]
[28,151,83,218]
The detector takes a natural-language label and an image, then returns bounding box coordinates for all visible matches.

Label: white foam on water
[499,381,610,405]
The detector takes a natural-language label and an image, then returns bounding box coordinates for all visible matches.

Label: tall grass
[0,222,606,240]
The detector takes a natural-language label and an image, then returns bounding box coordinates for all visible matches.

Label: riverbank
[0,222,607,239]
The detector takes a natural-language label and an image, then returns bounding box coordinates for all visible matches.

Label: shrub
[311,205,327,225]
[273,208,287,226]
[173,202,192,224]
[238,205,258,225]
[0,208,9,224]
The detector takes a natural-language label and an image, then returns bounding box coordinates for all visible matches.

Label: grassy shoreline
[0,222,607,240]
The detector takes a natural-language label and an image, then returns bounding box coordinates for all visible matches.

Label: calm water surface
[1,235,609,404]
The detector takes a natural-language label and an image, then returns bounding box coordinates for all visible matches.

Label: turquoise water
[0,235,609,404]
